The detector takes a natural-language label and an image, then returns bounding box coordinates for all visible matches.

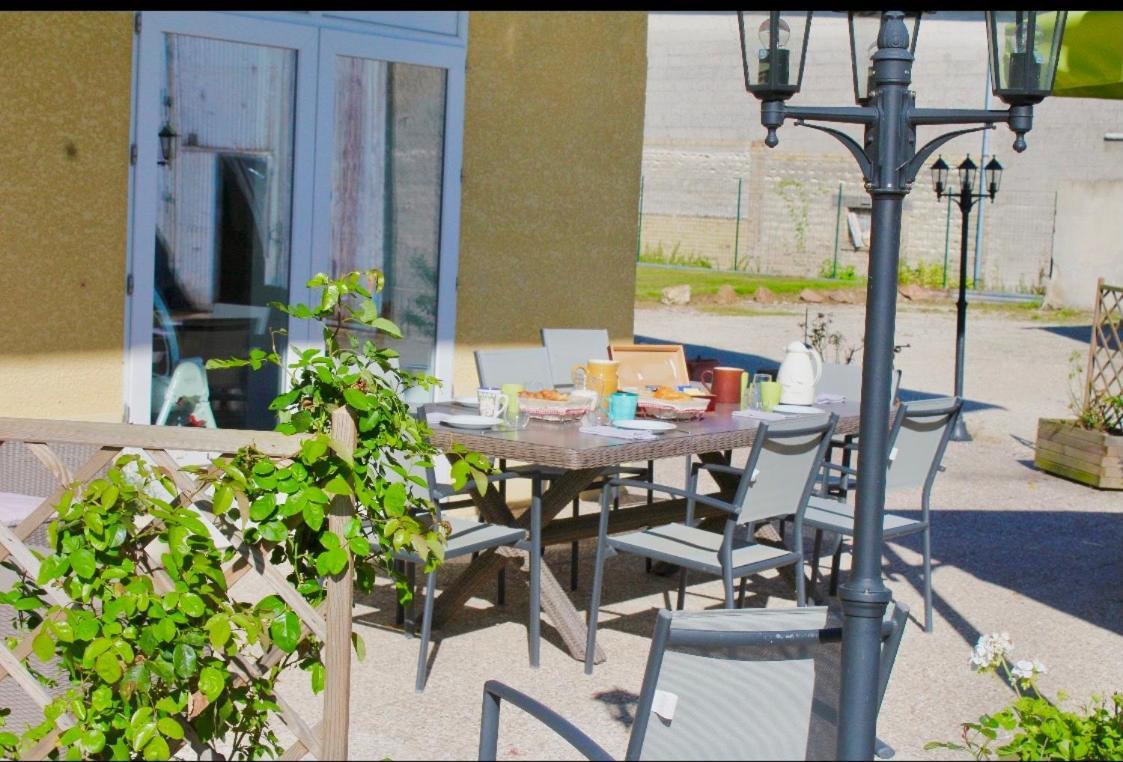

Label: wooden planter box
[1035,418,1123,490]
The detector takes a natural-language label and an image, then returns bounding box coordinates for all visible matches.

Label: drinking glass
[750,373,771,409]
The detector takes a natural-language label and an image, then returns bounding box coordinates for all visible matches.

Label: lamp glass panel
[930,158,949,194]
[985,157,1003,194]
[739,11,810,96]
[989,11,1065,97]
[958,157,978,193]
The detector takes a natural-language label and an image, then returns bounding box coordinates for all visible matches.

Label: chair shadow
[1029,324,1093,345]
[593,689,640,730]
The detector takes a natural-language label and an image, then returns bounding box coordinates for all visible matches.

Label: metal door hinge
[126,273,134,296]
[130,143,137,165]
[134,12,141,34]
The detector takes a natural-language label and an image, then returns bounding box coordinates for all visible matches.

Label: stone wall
[642,11,1123,293]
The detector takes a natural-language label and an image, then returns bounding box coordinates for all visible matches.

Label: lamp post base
[949,414,972,442]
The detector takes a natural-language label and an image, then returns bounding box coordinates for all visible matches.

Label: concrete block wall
[642,11,1123,293]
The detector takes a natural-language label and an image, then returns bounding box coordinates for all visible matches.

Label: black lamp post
[930,154,1003,442]
[158,122,177,166]
[737,10,1066,759]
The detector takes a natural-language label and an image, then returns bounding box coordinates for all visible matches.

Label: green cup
[501,383,523,418]
[760,381,782,411]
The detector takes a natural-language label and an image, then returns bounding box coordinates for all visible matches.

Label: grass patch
[635,264,863,303]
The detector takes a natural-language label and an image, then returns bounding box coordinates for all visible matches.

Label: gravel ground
[259,302,1123,759]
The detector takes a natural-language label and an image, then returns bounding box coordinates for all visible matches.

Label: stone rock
[714,284,739,305]
[828,289,855,304]
[753,286,777,304]
[660,284,691,306]
[898,284,928,301]
[799,288,825,303]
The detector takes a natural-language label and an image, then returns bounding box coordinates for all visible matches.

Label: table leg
[431,466,608,664]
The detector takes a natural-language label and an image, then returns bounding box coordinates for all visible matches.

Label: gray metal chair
[394,421,535,691]
[474,347,555,390]
[480,601,909,761]
[805,396,962,633]
[584,414,838,674]
[541,327,611,388]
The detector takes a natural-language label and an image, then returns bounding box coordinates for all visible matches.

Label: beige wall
[0,12,648,420]
[1045,180,1123,310]
[453,11,648,394]
[0,12,134,421]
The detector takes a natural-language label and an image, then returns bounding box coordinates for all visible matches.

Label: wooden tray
[609,344,690,389]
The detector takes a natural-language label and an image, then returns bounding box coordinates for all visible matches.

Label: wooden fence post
[322,407,356,759]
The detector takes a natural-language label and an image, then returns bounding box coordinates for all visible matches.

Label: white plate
[442,414,502,430]
[613,419,677,432]
[453,396,480,408]
[773,404,825,414]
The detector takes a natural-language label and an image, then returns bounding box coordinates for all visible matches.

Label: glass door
[310,29,465,403]
[127,14,318,428]
[127,14,465,427]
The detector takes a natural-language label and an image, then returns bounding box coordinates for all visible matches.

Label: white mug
[477,387,509,419]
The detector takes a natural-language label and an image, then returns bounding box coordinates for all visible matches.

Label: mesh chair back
[819,362,862,401]
[818,362,901,403]
[475,347,554,390]
[885,397,961,493]
[541,328,610,387]
[734,415,835,526]
[628,603,908,761]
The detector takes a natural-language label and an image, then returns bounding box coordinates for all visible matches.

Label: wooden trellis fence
[1085,278,1123,431]
[0,410,355,760]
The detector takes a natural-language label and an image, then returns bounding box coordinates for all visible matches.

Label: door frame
[124,11,467,424]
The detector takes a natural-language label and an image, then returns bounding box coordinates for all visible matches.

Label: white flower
[1011,660,1036,680]
[969,632,1015,671]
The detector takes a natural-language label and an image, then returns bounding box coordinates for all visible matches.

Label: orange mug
[701,366,747,405]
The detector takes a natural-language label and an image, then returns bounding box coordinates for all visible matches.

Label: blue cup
[608,391,639,422]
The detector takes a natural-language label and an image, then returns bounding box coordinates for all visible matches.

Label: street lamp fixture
[929,153,1005,442]
[737,10,1066,759]
[158,122,177,166]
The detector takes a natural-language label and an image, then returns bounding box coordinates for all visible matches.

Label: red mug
[701,366,747,405]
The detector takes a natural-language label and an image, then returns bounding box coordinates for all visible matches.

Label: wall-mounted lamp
[158,122,177,166]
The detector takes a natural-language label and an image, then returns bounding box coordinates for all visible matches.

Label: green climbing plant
[0,271,492,759]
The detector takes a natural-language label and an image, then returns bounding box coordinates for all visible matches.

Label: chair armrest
[430,470,526,501]
[607,478,739,515]
[691,461,742,478]
[479,680,614,761]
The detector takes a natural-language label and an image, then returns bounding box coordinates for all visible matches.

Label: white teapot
[777,341,823,405]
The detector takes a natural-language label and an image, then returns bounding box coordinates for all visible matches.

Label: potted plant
[1035,351,1123,490]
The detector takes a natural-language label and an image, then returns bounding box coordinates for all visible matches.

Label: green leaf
[95,651,122,684]
[351,631,366,661]
[172,643,197,678]
[370,316,403,338]
[249,494,277,522]
[384,482,407,516]
[301,436,330,464]
[70,548,96,580]
[320,532,341,550]
[100,485,119,509]
[142,733,169,761]
[91,685,113,711]
[315,548,348,577]
[80,729,106,755]
[270,611,301,654]
[259,520,289,543]
[324,475,352,496]
[310,661,325,694]
[342,387,374,411]
[178,593,205,618]
[212,484,234,515]
[198,666,225,701]
[303,501,325,531]
[208,616,232,651]
[348,536,371,556]
[156,717,184,741]
[32,630,54,662]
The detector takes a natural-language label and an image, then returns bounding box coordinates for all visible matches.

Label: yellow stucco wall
[0,12,134,421]
[452,11,647,395]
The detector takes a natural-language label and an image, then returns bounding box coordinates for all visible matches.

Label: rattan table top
[424,400,863,470]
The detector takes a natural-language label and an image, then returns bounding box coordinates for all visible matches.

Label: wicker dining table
[423,399,862,665]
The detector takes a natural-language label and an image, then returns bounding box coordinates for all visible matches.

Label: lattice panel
[1085,279,1123,431]
[0,418,353,760]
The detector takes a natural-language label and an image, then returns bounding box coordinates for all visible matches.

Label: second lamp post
[930,154,1004,441]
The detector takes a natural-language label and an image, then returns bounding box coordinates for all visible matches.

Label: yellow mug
[572,359,619,399]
